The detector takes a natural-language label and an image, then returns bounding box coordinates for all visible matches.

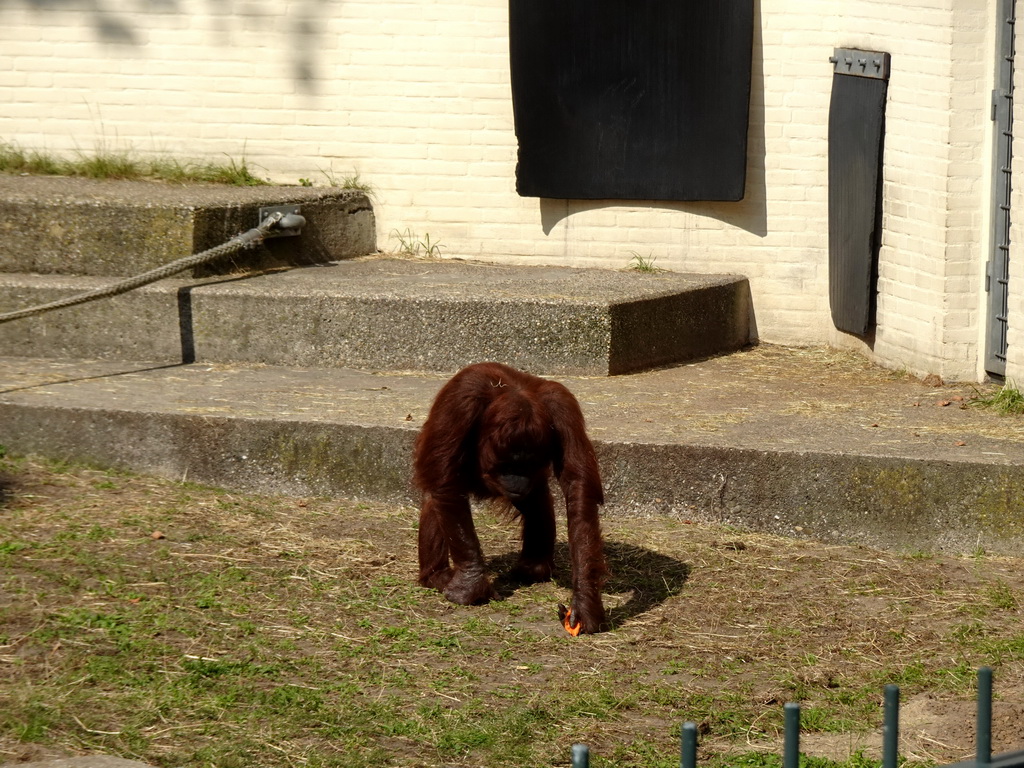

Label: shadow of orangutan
[489,539,690,629]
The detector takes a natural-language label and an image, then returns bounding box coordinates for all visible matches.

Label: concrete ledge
[0,259,752,375]
[3,398,1023,556]
[598,443,1024,553]
[0,176,376,277]
[2,351,1023,555]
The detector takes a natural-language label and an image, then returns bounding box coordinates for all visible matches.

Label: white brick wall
[0,0,1011,381]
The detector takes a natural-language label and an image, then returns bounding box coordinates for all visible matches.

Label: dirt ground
[2,455,1024,767]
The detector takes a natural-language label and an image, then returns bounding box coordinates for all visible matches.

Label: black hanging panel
[827,49,890,335]
[508,0,754,201]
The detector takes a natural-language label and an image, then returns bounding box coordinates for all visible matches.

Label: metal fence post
[784,702,801,768]
[565,667,1010,768]
[978,667,993,766]
[883,684,900,768]
[681,721,699,768]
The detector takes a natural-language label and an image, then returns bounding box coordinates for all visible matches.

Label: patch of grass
[336,172,375,194]
[389,227,445,258]
[1,699,57,743]
[1,140,269,186]
[0,140,276,186]
[799,706,862,734]
[193,156,268,186]
[953,629,1024,665]
[888,366,913,381]
[626,251,665,273]
[705,750,885,768]
[0,539,31,556]
[74,146,142,180]
[318,167,375,195]
[970,381,1024,415]
[4,453,1024,767]
[0,142,66,175]
[902,549,935,561]
[984,579,1019,611]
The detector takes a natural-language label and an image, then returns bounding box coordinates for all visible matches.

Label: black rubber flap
[828,74,888,335]
[509,0,754,201]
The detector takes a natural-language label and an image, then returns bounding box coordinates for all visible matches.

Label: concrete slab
[0,176,376,277]
[0,258,751,375]
[2,345,1022,554]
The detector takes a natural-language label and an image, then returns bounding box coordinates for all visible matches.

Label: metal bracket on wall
[830,48,891,81]
[258,205,305,238]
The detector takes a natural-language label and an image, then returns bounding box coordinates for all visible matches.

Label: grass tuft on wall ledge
[0,141,271,186]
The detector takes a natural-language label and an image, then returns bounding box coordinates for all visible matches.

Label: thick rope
[0,212,285,325]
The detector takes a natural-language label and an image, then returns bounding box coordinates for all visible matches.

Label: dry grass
[2,453,1024,768]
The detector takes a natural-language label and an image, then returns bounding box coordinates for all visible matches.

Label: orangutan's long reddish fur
[413,362,608,634]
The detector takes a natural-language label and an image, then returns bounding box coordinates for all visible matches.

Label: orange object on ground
[559,604,582,636]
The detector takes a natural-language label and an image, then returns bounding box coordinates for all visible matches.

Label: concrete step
[2,346,1023,555]
[0,175,376,277]
[0,258,752,376]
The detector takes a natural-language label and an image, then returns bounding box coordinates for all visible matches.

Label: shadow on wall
[5,0,331,91]
[537,0,768,239]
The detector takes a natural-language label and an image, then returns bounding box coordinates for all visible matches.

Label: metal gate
[987,0,1016,377]
[570,667,1024,768]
